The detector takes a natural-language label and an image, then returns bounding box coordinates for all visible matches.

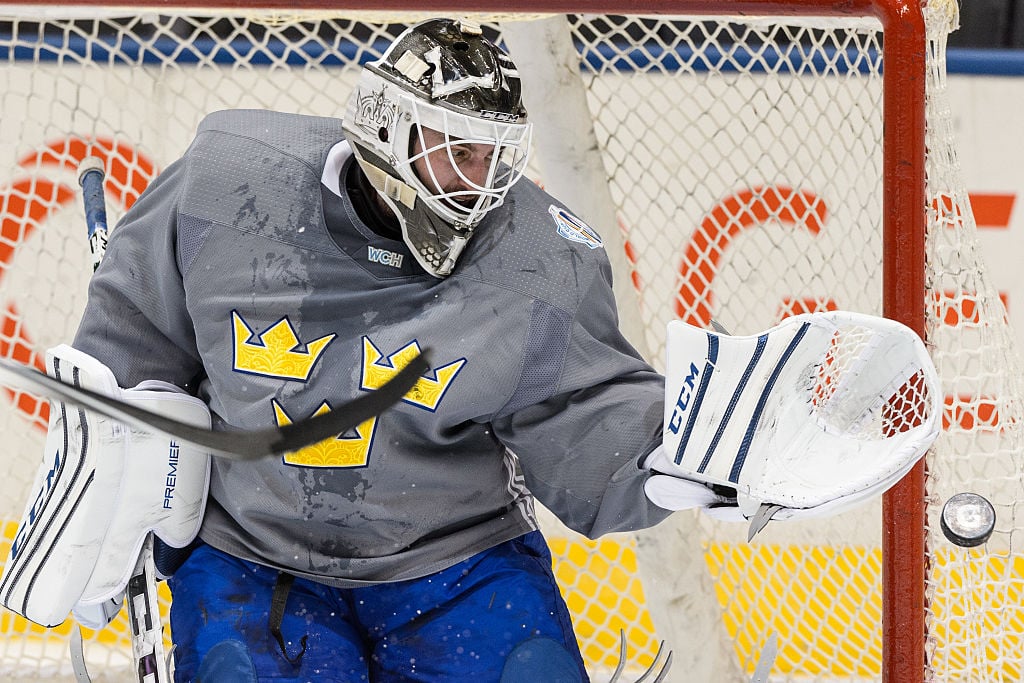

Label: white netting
[0,4,1016,682]
[562,14,887,681]
[922,2,1024,680]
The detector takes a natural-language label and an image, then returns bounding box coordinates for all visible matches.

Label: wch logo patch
[368,245,404,268]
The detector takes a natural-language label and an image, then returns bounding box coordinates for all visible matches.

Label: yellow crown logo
[232,311,335,381]
[361,336,465,411]
[273,399,377,468]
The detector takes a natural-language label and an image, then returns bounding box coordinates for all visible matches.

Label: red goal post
[1,1,1016,682]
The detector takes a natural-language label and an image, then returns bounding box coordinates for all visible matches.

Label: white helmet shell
[342,18,532,277]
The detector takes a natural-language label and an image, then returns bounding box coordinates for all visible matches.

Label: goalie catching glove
[0,345,211,628]
[644,311,942,522]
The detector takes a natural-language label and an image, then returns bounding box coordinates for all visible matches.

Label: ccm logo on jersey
[667,362,701,434]
[368,245,404,268]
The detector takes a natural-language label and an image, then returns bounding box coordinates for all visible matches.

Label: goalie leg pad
[658,311,941,518]
[0,344,211,628]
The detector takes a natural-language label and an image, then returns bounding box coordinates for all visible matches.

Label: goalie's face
[411,126,498,213]
[404,112,529,227]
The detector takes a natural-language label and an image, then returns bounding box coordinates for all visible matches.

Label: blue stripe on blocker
[729,322,811,483]
[673,333,719,465]
[697,333,768,474]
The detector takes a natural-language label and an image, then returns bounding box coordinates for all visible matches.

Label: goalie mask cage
[0,0,1018,681]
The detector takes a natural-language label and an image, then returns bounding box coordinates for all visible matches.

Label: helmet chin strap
[358,158,418,210]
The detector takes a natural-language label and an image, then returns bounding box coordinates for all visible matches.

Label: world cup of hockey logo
[548,205,603,250]
[354,86,398,138]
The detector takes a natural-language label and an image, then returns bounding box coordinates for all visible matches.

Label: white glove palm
[645,311,941,527]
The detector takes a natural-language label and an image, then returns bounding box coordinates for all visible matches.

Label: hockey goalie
[0,17,940,683]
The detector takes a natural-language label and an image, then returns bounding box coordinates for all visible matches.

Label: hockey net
[0,1,1018,681]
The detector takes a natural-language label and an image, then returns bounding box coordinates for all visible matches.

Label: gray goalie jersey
[73,109,670,587]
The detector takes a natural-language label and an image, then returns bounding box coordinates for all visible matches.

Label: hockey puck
[940,492,995,548]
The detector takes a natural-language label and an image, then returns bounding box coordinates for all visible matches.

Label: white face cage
[345,69,532,230]
[401,97,533,228]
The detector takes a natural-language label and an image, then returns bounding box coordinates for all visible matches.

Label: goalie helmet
[342,18,532,277]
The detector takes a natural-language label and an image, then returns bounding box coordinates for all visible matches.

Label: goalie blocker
[645,311,942,524]
[0,345,211,629]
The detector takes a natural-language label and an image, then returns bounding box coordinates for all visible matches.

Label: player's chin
[440,197,478,216]
[448,194,477,208]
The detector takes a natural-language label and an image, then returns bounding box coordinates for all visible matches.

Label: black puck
[940,492,995,548]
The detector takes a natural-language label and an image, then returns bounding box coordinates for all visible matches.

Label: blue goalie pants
[168,531,588,682]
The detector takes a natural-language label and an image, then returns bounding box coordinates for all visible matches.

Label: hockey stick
[75,156,171,683]
[0,159,427,462]
[0,350,426,459]
[79,157,109,271]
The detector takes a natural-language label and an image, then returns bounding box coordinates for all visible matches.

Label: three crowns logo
[231,315,466,468]
[361,336,465,411]
[232,311,335,381]
[273,400,378,468]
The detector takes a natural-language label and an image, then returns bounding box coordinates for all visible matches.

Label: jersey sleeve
[72,156,204,389]
[490,258,672,539]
